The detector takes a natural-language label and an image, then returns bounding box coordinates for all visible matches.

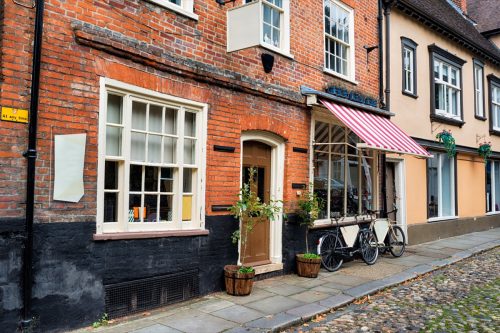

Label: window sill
[93,229,209,241]
[147,0,199,21]
[259,43,294,60]
[430,114,465,127]
[475,115,487,121]
[402,90,418,99]
[486,211,500,216]
[323,68,358,86]
[490,129,500,137]
[427,216,458,223]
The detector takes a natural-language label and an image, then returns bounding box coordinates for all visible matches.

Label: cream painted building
[383,0,500,243]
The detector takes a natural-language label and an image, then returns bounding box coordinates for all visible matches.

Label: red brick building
[0,0,389,331]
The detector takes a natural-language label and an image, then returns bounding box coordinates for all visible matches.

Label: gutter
[21,0,44,330]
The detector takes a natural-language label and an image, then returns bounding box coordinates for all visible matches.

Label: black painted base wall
[0,215,330,332]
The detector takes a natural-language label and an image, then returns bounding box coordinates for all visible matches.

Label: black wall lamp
[216,0,237,5]
[261,53,275,73]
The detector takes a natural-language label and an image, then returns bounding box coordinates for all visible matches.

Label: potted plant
[295,190,323,278]
[436,129,456,157]
[478,142,492,162]
[224,167,282,296]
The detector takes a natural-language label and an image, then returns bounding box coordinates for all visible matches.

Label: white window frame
[403,46,414,94]
[323,0,356,83]
[260,0,291,55]
[474,61,484,118]
[486,160,500,214]
[427,152,456,221]
[492,83,500,131]
[309,112,378,226]
[148,0,198,20]
[96,78,207,234]
[433,58,462,120]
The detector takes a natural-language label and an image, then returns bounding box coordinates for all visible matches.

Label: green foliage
[229,167,282,270]
[297,189,324,253]
[92,313,109,329]
[237,266,255,274]
[478,142,492,162]
[436,130,456,158]
[302,253,321,259]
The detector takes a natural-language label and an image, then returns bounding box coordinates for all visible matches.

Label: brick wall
[0,0,380,222]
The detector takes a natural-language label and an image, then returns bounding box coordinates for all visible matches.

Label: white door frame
[240,131,285,272]
[387,158,407,241]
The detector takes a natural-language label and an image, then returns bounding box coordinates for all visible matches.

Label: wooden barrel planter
[296,254,321,278]
[224,265,255,296]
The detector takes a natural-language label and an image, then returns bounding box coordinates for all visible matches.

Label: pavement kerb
[255,240,500,333]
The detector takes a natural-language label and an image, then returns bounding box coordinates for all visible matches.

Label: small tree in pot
[295,189,323,278]
[224,167,282,296]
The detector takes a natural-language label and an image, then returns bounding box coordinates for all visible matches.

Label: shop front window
[312,120,375,221]
[427,151,455,219]
[486,161,500,213]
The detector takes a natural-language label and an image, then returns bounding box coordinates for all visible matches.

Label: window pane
[169,0,181,5]
[435,83,445,110]
[263,24,272,45]
[331,124,345,154]
[495,162,500,212]
[184,112,196,137]
[105,161,119,189]
[313,154,329,219]
[451,89,459,116]
[159,195,173,221]
[486,161,492,212]
[107,94,122,124]
[132,101,147,131]
[184,138,195,164]
[144,166,159,192]
[131,132,146,162]
[148,134,162,163]
[183,168,193,193]
[164,108,177,135]
[330,155,345,217]
[160,168,174,193]
[129,194,142,222]
[360,155,372,213]
[442,64,449,82]
[272,28,280,47]
[272,7,280,28]
[163,137,176,164]
[314,121,329,152]
[144,195,158,222]
[428,156,439,218]
[346,156,359,216]
[263,4,271,24]
[104,192,118,222]
[441,155,453,216]
[106,126,122,156]
[434,61,440,79]
[129,164,142,192]
[347,131,359,155]
[149,104,163,133]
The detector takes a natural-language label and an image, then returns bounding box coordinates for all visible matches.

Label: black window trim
[401,37,418,98]
[473,58,486,121]
[428,44,466,128]
[488,74,500,136]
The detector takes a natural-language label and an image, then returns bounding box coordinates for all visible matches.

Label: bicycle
[317,213,379,272]
[367,207,406,257]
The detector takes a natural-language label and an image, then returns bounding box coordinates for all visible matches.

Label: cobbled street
[284,248,500,333]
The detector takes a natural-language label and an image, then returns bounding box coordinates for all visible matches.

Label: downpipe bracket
[22,149,37,159]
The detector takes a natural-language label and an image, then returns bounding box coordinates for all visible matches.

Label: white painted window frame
[309,112,378,227]
[260,0,291,56]
[147,0,198,20]
[323,0,356,83]
[474,62,484,118]
[403,46,414,94]
[427,152,456,221]
[97,78,207,234]
[492,83,500,131]
[434,58,461,120]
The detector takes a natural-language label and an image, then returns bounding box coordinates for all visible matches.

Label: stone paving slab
[74,229,499,333]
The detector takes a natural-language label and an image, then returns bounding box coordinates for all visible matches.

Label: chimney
[451,0,467,13]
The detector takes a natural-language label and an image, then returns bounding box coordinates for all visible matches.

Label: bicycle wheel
[359,231,379,265]
[388,226,406,257]
[318,233,344,272]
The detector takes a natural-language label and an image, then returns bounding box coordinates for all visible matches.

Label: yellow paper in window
[182,196,192,221]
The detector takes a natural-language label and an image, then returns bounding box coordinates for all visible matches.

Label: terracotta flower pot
[224,265,255,296]
[296,254,321,278]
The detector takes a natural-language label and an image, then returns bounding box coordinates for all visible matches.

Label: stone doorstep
[235,239,499,333]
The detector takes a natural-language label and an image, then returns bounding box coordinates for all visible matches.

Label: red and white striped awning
[321,100,431,158]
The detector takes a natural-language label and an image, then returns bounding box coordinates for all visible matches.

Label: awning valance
[320,99,431,158]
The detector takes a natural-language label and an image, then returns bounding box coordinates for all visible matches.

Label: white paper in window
[53,133,86,202]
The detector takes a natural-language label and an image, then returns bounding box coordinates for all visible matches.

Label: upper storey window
[150,0,197,20]
[228,1,292,58]
[324,1,355,81]
[401,37,418,98]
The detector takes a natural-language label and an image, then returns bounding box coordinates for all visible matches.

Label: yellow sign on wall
[1,107,29,123]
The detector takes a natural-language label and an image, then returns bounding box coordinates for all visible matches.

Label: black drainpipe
[21,0,44,329]
[377,0,385,108]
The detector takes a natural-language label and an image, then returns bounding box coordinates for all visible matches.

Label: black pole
[21,0,44,329]
[377,0,385,108]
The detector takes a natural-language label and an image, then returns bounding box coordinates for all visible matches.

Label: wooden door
[241,141,271,266]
